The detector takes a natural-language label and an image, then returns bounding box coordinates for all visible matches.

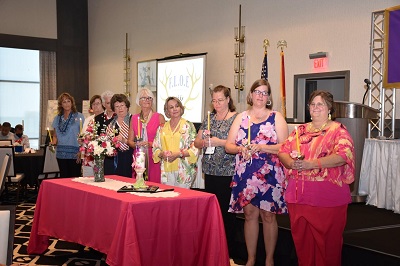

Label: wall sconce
[234,5,245,101]
[123,33,131,97]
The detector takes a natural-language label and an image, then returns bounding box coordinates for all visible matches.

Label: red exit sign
[313,58,328,69]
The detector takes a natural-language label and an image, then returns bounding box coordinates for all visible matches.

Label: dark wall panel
[56,0,89,111]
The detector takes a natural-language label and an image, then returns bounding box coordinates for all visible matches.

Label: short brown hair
[308,90,335,115]
[110,94,131,111]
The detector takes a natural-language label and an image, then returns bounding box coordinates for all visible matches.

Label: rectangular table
[359,138,400,213]
[28,175,229,266]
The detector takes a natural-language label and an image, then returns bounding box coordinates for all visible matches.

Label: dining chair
[38,145,59,185]
[0,146,25,203]
[0,154,11,200]
[0,205,16,266]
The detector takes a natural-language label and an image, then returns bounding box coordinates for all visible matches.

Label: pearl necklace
[308,121,329,132]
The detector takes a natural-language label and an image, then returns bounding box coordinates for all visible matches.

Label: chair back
[0,154,11,196]
[0,147,15,177]
[0,205,16,266]
[42,145,60,174]
[0,140,12,147]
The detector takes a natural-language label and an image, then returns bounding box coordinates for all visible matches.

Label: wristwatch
[179,150,184,158]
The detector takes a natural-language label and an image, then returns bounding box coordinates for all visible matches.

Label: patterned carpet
[2,188,107,266]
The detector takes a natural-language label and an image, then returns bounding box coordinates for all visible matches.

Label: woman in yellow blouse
[152,97,198,188]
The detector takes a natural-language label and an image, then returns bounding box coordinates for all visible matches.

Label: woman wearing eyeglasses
[278,90,355,266]
[128,88,165,182]
[225,79,288,266]
[194,85,238,256]
[104,94,133,178]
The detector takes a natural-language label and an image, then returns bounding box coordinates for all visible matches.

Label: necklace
[58,112,73,133]
[308,121,329,132]
[213,110,229,129]
[140,110,152,123]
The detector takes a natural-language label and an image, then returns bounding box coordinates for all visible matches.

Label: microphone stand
[362,80,371,105]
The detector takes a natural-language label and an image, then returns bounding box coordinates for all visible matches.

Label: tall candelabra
[123,33,131,97]
[234,5,245,102]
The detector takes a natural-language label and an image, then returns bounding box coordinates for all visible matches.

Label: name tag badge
[205,146,215,154]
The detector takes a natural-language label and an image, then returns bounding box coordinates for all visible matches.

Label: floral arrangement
[78,121,120,160]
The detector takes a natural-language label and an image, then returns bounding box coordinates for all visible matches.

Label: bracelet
[237,146,241,154]
[317,159,322,170]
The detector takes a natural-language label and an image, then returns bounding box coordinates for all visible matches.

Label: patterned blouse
[152,118,199,185]
[199,112,237,176]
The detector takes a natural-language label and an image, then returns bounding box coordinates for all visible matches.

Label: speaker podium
[332,101,379,202]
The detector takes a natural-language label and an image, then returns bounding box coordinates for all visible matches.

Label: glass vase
[93,155,105,182]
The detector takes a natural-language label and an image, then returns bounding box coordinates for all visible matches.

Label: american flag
[261,51,268,80]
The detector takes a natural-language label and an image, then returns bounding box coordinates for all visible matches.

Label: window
[0,48,40,149]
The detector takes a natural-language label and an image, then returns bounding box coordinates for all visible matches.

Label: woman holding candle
[104,94,133,178]
[194,85,238,256]
[51,92,85,178]
[278,90,355,266]
[128,87,165,182]
[152,97,198,188]
[225,79,288,266]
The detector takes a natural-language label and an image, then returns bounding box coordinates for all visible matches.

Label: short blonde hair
[136,87,155,106]
[164,97,185,119]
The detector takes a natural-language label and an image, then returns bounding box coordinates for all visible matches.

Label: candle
[207,111,210,131]
[47,127,53,143]
[79,118,82,132]
[295,126,300,153]
[248,116,251,145]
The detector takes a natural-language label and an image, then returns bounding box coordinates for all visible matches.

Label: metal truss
[368,10,396,139]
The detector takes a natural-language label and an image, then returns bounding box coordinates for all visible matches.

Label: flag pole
[277,40,287,118]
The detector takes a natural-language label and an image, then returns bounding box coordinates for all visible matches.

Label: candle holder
[234,4,246,101]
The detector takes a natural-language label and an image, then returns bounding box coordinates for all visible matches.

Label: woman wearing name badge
[128,87,165,182]
[152,97,198,188]
[278,90,355,266]
[80,94,104,177]
[225,79,288,266]
[104,94,133,178]
[51,92,85,178]
[194,85,238,256]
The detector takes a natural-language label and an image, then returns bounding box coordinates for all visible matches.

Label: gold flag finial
[277,40,287,51]
[263,39,270,53]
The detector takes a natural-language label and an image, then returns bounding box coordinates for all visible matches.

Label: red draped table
[28,175,230,266]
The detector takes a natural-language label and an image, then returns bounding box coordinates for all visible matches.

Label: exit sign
[313,58,328,70]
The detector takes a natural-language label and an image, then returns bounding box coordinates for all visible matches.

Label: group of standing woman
[195,79,355,266]
[50,77,355,266]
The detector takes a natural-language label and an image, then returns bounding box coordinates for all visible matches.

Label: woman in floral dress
[225,79,288,266]
[152,97,198,188]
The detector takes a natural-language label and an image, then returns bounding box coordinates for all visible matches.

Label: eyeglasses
[211,98,227,104]
[114,104,126,109]
[253,90,270,97]
[308,102,326,109]
[140,97,153,102]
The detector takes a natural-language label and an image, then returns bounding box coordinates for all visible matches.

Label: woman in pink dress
[128,88,165,182]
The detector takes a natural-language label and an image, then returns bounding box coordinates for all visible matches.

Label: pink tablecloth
[28,175,229,266]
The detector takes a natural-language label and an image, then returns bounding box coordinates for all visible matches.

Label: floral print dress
[229,111,287,214]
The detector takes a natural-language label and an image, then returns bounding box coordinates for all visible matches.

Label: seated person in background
[14,124,30,148]
[0,122,14,142]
